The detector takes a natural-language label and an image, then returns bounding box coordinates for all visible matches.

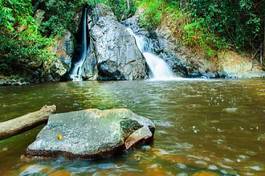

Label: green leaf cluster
[138,0,163,30]
[108,0,136,21]
[0,0,54,73]
[137,0,265,57]
[187,0,265,50]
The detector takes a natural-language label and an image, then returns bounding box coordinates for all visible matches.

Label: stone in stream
[26,109,155,159]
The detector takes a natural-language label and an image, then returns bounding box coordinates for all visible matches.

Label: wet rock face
[123,14,216,78]
[27,109,155,159]
[30,31,74,83]
[88,4,147,80]
[123,12,265,79]
[218,51,265,79]
[39,31,74,82]
[52,31,74,73]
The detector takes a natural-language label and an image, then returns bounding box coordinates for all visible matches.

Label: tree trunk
[263,20,265,63]
[180,0,186,8]
[126,0,130,10]
[260,45,263,65]
[0,105,56,140]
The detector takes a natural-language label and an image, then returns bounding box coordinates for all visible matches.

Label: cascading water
[127,28,175,81]
[143,53,175,80]
[70,7,89,81]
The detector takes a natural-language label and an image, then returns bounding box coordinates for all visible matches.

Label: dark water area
[1,79,265,175]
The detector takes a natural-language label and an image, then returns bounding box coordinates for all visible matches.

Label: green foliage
[0,0,137,76]
[137,0,264,57]
[137,0,227,57]
[40,0,92,36]
[0,0,54,70]
[138,0,163,30]
[182,18,227,57]
[40,0,135,36]
[108,0,136,21]
[187,0,265,50]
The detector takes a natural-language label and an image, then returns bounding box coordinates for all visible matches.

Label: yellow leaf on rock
[57,133,63,141]
[49,170,71,176]
[192,171,219,176]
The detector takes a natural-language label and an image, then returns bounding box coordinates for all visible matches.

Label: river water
[1,79,265,176]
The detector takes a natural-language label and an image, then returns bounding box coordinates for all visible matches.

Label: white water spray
[127,28,176,81]
[70,7,88,81]
[143,53,175,80]
[70,51,87,81]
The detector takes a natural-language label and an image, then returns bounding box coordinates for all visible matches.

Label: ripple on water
[20,165,47,176]
[154,120,174,127]
[2,80,265,175]
[248,164,264,171]
[223,107,238,113]
[176,163,188,169]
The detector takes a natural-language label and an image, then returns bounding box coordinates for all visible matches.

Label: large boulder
[87,4,147,80]
[41,59,68,82]
[27,109,155,159]
[218,51,265,78]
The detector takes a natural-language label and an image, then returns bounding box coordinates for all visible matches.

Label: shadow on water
[1,79,265,175]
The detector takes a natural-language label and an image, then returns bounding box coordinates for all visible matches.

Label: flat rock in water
[26,109,155,159]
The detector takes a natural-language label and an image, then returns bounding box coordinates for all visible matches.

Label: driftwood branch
[0,105,56,140]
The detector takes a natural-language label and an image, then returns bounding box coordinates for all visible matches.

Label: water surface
[1,79,265,175]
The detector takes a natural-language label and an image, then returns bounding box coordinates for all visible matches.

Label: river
[1,79,265,175]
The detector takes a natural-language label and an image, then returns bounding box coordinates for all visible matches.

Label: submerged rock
[83,4,147,80]
[27,109,155,159]
[0,75,30,86]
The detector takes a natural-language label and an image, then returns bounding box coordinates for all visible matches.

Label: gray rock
[27,108,155,159]
[37,31,75,82]
[52,31,74,72]
[0,76,30,86]
[123,13,202,78]
[44,59,68,82]
[81,50,98,80]
[86,4,147,80]
[218,51,265,79]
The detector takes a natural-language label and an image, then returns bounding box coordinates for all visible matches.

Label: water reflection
[0,79,265,175]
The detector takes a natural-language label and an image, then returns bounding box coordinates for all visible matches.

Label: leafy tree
[108,0,136,20]
[0,0,53,75]
[187,0,265,51]
[137,0,265,57]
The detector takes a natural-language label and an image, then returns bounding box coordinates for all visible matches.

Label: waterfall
[127,28,176,81]
[127,28,146,52]
[143,53,175,80]
[70,7,89,81]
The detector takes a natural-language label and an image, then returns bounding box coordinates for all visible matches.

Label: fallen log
[0,105,56,140]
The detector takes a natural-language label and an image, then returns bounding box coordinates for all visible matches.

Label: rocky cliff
[123,10,265,79]
[80,4,148,81]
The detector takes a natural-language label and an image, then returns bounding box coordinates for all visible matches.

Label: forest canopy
[138,0,265,57]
